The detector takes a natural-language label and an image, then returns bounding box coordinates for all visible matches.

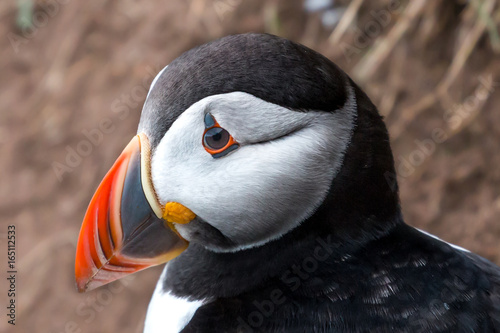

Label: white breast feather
[144,265,204,333]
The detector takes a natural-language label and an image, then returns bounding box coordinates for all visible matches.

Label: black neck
[165,210,403,300]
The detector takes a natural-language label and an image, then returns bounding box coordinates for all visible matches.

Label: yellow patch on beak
[163,202,196,224]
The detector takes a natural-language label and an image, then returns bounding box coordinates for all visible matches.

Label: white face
[145,90,357,252]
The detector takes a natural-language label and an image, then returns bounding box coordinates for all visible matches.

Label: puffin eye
[204,127,230,150]
[202,114,239,158]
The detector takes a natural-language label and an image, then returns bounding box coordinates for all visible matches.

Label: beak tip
[75,278,88,293]
[75,274,106,293]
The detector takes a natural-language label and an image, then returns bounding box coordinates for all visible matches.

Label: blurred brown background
[1,0,499,332]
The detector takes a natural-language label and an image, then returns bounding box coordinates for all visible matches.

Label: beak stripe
[138,133,163,219]
[106,210,115,252]
[108,148,129,252]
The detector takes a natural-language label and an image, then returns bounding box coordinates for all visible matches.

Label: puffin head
[75,33,399,292]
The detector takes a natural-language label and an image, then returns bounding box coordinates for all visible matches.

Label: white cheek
[151,91,356,249]
[152,111,210,198]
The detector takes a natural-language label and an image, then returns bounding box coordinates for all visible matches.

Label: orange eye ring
[202,114,239,158]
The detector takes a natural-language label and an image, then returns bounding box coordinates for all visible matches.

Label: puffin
[74,33,500,332]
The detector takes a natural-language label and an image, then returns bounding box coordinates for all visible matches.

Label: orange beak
[75,133,189,292]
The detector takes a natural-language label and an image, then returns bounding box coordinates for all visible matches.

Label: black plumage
[141,33,500,332]
[179,224,500,332]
